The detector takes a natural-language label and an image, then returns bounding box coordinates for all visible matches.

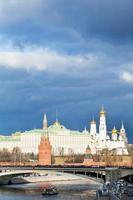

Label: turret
[83,145,94,166]
[43,113,48,129]
[99,105,107,140]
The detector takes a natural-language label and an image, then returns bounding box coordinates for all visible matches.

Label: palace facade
[0,106,128,155]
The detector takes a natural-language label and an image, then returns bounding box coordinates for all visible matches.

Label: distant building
[0,107,128,155]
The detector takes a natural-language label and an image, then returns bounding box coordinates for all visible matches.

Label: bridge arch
[0,171,37,185]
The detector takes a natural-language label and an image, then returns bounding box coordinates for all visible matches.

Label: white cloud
[0,37,110,76]
[121,71,133,83]
[0,47,100,75]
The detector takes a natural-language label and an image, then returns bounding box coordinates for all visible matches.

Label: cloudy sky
[0,0,133,141]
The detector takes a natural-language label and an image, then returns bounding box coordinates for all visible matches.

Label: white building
[0,107,128,155]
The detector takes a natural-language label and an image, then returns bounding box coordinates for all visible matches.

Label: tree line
[0,147,37,162]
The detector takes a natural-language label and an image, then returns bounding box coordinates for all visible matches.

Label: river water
[0,178,101,200]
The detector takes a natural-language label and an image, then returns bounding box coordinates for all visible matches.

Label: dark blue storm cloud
[1,0,133,45]
[0,0,133,142]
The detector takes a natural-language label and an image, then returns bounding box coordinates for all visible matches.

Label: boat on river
[42,186,58,196]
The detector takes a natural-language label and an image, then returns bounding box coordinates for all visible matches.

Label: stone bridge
[0,166,132,185]
[119,168,133,178]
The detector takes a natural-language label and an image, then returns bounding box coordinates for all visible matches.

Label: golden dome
[53,121,61,126]
[112,126,118,134]
[100,105,106,116]
[90,119,96,124]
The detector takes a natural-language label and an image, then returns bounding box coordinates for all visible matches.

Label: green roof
[0,136,21,142]
[23,129,44,135]
[48,121,67,131]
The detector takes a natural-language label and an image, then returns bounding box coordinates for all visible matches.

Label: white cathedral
[88,106,128,155]
[0,106,128,155]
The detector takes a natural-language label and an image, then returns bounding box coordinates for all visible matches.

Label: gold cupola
[112,126,118,134]
[53,120,61,126]
[100,105,106,116]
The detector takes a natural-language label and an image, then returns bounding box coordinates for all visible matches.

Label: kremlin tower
[83,145,94,166]
[38,113,52,166]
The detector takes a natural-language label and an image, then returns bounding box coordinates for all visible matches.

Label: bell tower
[99,105,107,140]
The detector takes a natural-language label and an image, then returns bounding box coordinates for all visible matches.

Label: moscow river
[0,177,102,200]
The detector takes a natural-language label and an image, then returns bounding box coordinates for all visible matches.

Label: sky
[0,0,133,142]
